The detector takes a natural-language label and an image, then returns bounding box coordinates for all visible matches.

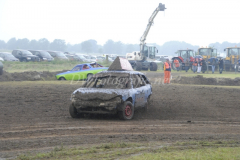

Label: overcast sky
[0,0,240,46]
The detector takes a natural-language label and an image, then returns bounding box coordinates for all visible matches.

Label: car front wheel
[69,104,82,118]
[118,101,134,120]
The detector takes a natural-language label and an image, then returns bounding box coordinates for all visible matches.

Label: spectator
[212,59,216,74]
[219,58,223,74]
[174,59,180,71]
[164,59,171,84]
[192,58,198,73]
[185,58,190,72]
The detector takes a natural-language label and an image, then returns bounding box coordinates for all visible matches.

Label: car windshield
[55,52,66,57]
[76,55,86,59]
[83,74,131,89]
[3,53,15,58]
[22,51,33,55]
[40,51,52,58]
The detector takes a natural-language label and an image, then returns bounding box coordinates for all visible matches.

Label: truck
[171,49,195,70]
[126,3,166,71]
[224,47,240,71]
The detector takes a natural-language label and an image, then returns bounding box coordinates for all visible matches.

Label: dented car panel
[71,71,152,115]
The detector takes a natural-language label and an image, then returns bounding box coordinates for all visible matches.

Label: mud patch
[172,75,240,86]
[0,70,67,81]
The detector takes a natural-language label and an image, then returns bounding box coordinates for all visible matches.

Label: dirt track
[0,81,240,158]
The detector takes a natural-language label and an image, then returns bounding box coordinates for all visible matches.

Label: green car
[56,63,108,81]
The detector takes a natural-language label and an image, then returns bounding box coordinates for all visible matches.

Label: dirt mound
[172,75,240,86]
[0,70,67,81]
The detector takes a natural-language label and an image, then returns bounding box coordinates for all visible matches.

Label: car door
[67,65,82,80]
[132,74,147,109]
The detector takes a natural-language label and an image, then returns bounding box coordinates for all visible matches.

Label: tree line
[1,37,237,56]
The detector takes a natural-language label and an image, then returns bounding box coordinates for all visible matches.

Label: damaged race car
[56,62,108,81]
[70,70,152,120]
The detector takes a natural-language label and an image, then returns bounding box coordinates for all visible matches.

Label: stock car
[56,63,108,81]
[69,71,152,120]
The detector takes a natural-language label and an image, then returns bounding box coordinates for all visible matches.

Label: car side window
[72,66,81,71]
[17,51,22,55]
[132,74,145,88]
[36,52,40,56]
[82,64,89,70]
[50,52,55,57]
[141,75,150,84]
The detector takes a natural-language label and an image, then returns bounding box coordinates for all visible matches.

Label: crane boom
[140,3,166,45]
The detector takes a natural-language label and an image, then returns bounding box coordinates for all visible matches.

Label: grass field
[2,60,112,72]
[16,141,240,160]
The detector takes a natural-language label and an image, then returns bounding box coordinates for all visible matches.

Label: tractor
[224,47,240,71]
[171,49,195,70]
[197,47,218,73]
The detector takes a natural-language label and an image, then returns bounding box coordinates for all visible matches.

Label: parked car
[87,55,97,62]
[28,50,54,61]
[47,51,69,60]
[12,49,40,62]
[0,57,4,61]
[0,61,3,75]
[96,56,105,62]
[56,62,108,81]
[69,70,152,120]
[0,52,19,61]
[76,54,92,62]
[66,54,87,61]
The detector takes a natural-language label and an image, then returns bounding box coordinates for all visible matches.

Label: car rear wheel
[118,101,134,120]
[87,74,93,81]
[69,104,82,118]
[59,77,66,80]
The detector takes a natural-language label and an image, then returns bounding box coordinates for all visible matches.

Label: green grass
[2,60,112,72]
[16,141,240,160]
[130,147,240,160]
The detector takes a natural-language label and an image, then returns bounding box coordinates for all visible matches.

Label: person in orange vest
[174,59,180,71]
[164,59,171,84]
[192,58,198,73]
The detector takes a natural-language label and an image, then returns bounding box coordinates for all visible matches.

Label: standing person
[197,59,202,73]
[212,58,216,74]
[174,59,180,71]
[192,58,198,73]
[164,59,171,84]
[218,58,223,74]
[185,58,190,72]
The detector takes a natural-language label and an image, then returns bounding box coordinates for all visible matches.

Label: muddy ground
[0,80,240,158]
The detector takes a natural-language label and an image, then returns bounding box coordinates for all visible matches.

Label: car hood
[56,67,108,76]
[72,88,134,101]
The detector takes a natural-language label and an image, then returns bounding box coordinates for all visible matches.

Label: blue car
[69,71,152,120]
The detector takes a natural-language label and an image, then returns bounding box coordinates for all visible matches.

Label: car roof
[99,70,144,75]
